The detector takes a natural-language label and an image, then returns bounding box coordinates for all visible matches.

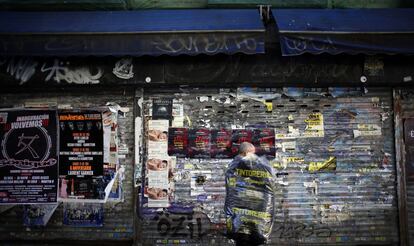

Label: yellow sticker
[184,164,194,169]
[265,102,273,112]
[309,157,336,172]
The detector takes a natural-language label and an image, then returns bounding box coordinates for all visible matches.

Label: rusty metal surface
[0,88,134,242]
[140,87,398,245]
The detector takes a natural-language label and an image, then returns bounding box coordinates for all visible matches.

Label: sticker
[190,170,212,196]
[308,157,337,172]
[353,124,381,138]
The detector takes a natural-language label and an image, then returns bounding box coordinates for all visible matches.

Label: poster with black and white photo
[0,110,58,204]
[59,111,103,177]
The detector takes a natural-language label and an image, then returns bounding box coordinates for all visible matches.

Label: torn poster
[353,124,381,138]
[0,109,58,204]
[23,203,58,226]
[63,203,104,227]
[190,170,212,196]
[303,113,324,138]
[308,157,337,172]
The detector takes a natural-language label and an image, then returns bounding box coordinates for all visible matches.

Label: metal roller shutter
[141,87,398,245]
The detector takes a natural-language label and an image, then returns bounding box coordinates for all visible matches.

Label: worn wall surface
[0,88,134,243]
[139,87,398,245]
[395,89,414,246]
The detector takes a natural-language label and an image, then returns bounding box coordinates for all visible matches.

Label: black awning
[0,9,265,56]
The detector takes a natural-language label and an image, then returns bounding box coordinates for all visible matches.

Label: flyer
[63,203,104,227]
[0,110,58,204]
[59,111,104,177]
[211,129,233,158]
[152,98,173,120]
[231,129,253,156]
[168,128,188,158]
[146,158,169,188]
[188,128,211,158]
[148,120,169,157]
[145,156,175,208]
[23,204,58,226]
[252,128,275,158]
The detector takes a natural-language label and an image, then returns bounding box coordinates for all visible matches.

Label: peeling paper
[353,124,381,138]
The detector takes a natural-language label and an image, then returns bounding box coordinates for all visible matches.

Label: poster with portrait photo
[211,129,233,158]
[63,202,104,227]
[145,187,169,208]
[59,111,104,177]
[252,128,275,158]
[167,128,188,157]
[148,120,169,157]
[0,109,58,204]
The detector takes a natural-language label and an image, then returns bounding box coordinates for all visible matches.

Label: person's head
[239,142,255,157]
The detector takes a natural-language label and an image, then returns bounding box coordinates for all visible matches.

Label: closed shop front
[139,87,398,245]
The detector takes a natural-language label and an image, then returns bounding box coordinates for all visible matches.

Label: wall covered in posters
[139,87,398,245]
[0,89,134,242]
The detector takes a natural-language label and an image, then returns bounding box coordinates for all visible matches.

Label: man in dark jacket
[225,142,275,246]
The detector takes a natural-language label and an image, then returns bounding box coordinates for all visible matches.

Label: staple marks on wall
[141,87,398,245]
[0,89,134,242]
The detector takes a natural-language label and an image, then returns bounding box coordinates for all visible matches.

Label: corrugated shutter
[0,89,134,242]
[141,87,398,245]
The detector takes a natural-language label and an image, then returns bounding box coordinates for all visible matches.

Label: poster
[211,129,232,158]
[0,110,58,204]
[23,204,58,226]
[63,203,104,227]
[168,128,188,157]
[252,129,275,158]
[303,113,324,138]
[188,128,210,158]
[59,111,104,177]
[59,176,106,200]
[152,98,173,120]
[145,156,175,208]
[231,129,253,156]
[148,120,169,157]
